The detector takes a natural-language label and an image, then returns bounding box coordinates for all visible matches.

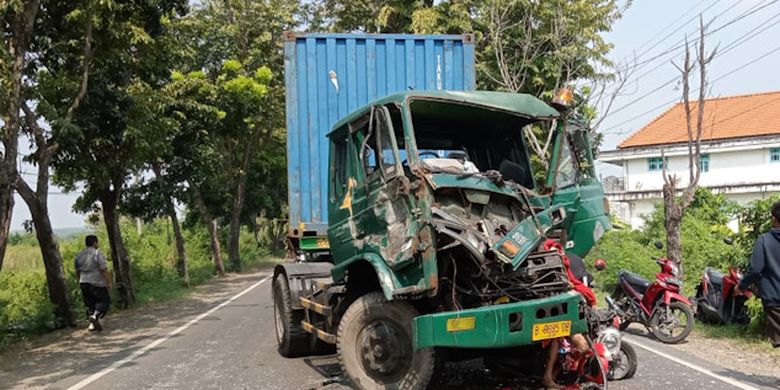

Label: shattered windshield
[408,99,537,189]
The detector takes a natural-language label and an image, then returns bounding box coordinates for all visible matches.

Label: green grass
[0,221,282,349]
[4,245,43,271]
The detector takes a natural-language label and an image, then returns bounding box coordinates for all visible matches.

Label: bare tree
[661,16,716,276]
[483,0,631,170]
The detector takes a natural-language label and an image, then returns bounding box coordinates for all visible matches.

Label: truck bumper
[413,291,587,350]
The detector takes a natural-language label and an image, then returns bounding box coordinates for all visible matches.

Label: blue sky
[12,0,780,230]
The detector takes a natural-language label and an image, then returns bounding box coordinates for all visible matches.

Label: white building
[599,91,780,229]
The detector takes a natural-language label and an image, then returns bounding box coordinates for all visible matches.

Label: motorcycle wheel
[650,301,694,344]
[608,342,638,380]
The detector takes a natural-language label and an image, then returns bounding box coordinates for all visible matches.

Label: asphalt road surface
[2,271,776,390]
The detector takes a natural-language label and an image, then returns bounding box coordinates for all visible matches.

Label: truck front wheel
[337,292,435,390]
[273,274,310,357]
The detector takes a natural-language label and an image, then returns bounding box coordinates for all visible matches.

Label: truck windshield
[408,99,537,189]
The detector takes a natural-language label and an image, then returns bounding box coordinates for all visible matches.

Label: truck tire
[273,274,310,357]
[337,292,435,390]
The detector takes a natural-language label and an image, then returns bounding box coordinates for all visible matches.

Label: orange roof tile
[618,90,780,149]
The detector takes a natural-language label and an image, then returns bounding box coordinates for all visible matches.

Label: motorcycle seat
[705,267,723,288]
[619,270,650,294]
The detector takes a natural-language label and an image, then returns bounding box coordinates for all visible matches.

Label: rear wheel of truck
[337,292,435,390]
[273,274,311,357]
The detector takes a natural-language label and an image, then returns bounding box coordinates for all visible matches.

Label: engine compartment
[430,187,570,310]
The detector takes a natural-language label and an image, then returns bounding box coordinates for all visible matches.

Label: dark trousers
[80,283,111,319]
[767,306,780,348]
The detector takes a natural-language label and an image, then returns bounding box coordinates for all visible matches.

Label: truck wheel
[337,292,435,390]
[273,274,310,357]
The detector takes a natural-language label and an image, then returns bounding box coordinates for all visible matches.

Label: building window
[647,157,664,171]
[699,154,710,172]
[771,148,780,163]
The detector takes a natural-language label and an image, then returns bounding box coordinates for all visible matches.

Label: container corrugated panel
[284,32,476,236]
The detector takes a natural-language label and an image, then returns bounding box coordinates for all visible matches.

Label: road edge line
[67,273,273,390]
[623,335,760,390]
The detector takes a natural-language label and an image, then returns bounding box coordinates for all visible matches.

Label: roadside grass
[0,221,282,350]
[4,245,44,272]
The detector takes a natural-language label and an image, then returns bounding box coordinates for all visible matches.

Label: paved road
[4,271,776,390]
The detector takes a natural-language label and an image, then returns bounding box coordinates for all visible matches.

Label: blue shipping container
[284,32,476,237]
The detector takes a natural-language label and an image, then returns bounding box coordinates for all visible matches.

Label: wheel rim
[357,318,413,383]
[609,350,630,379]
[273,295,285,343]
[655,306,689,339]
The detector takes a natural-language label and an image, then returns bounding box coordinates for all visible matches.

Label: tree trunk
[190,181,225,276]
[0,189,12,271]
[662,182,684,278]
[227,129,262,271]
[168,203,189,287]
[101,190,135,307]
[16,179,76,326]
[152,164,189,286]
[227,191,244,271]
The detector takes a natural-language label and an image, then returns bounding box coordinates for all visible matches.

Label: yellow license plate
[532,320,572,341]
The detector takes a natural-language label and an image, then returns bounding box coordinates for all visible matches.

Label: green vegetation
[1,0,628,342]
[0,220,276,348]
[586,188,780,334]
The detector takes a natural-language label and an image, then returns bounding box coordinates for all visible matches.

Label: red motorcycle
[611,241,694,344]
[693,239,753,325]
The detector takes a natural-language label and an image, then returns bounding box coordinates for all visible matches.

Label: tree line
[0,0,626,328]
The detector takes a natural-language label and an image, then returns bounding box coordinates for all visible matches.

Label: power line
[601,41,780,135]
[630,0,725,64]
[605,3,780,119]
[612,0,776,81]
[625,8,780,88]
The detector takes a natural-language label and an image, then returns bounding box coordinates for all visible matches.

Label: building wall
[625,148,780,192]
[614,191,779,230]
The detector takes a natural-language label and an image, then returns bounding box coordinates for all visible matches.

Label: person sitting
[541,240,596,389]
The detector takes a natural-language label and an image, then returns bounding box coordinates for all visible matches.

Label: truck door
[350,106,417,268]
[548,124,611,257]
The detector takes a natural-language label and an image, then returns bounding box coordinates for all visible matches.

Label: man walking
[75,235,112,331]
[736,201,780,348]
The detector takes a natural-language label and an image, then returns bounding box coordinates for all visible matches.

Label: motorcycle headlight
[670,263,680,277]
[597,327,621,358]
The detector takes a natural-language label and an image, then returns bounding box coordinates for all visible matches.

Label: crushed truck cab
[274,90,610,389]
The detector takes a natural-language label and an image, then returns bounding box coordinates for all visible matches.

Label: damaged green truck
[274,33,610,389]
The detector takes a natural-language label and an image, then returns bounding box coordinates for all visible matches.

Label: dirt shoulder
[626,324,780,387]
[0,269,272,389]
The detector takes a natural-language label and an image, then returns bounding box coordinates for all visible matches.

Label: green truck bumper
[413,291,587,350]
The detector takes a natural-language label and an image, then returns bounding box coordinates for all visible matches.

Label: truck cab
[273,90,610,389]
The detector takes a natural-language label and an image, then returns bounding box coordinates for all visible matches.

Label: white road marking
[67,274,273,390]
[623,335,760,390]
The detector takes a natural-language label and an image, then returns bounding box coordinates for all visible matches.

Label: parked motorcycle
[611,241,694,344]
[693,238,753,325]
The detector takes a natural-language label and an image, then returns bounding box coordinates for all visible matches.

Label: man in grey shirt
[75,235,112,331]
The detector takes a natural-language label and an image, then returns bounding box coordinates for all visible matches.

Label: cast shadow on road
[715,370,779,389]
[0,273,269,389]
